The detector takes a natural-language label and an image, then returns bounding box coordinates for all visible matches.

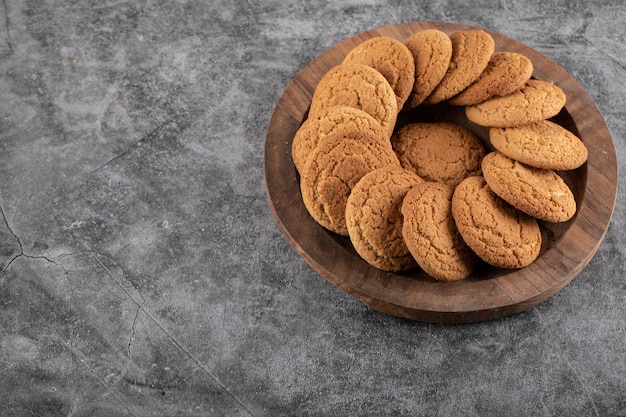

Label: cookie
[291,106,388,174]
[401,182,478,281]
[481,151,576,223]
[451,176,541,269]
[308,63,398,138]
[300,130,401,236]
[342,36,415,109]
[403,29,453,109]
[345,166,423,272]
[489,120,588,170]
[465,79,566,127]
[423,30,495,104]
[448,52,533,106]
[391,122,485,187]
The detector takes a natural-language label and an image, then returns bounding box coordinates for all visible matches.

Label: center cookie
[391,122,485,187]
[346,166,423,272]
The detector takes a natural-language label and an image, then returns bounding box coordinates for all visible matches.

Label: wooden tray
[264,21,618,323]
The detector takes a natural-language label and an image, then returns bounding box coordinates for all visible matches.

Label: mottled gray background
[0,1,624,416]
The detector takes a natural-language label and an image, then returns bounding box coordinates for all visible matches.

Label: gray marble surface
[0,1,624,416]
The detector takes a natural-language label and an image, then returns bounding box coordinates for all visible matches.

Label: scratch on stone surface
[0,203,67,275]
[83,243,257,416]
[45,323,138,416]
[534,308,600,417]
[127,288,145,359]
[582,35,626,73]
[0,0,13,61]
[85,131,151,178]
[563,355,600,417]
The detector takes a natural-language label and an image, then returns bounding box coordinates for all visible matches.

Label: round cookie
[423,30,495,104]
[481,151,576,223]
[391,122,485,187]
[448,52,533,106]
[308,63,398,138]
[401,182,478,281]
[465,79,567,127]
[346,166,423,272]
[403,29,452,109]
[342,36,415,109]
[489,120,588,170]
[451,176,542,269]
[300,130,401,236]
[291,106,388,174]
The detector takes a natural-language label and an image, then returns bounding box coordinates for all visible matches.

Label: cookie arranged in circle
[448,52,533,106]
[403,29,452,109]
[489,120,588,170]
[424,30,495,104]
[346,166,423,272]
[465,79,566,127]
[391,122,485,187]
[482,151,576,223]
[300,130,400,236]
[401,182,478,281]
[452,176,542,269]
[308,63,398,138]
[291,106,388,174]
[342,36,415,109]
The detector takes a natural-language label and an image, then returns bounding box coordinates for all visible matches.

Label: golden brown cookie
[448,52,533,106]
[465,79,567,127]
[489,120,588,170]
[451,176,542,269]
[402,29,453,109]
[391,122,485,187]
[423,30,495,104]
[308,63,398,138]
[481,151,576,223]
[401,182,478,281]
[342,36,415,109]
[291,106,388,174]
[300,130,401,236]
[345,166,423,272]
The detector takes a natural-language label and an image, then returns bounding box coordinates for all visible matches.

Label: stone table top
[0,1,624,416]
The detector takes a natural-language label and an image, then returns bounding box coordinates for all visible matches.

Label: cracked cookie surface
[401,182,478,281]
[465,79,566,127]
[424,29,495,104]
[291,106,388,174]
[342,36,415,110]
[451,176,541,269]
[489,120,588,170]
[345,166,423,272]
[482,151,576,223]
[391,122,485,187]
[448,52,533,106]
[402,29,452,109]
[308,63,398,138]
[300,130,400,236]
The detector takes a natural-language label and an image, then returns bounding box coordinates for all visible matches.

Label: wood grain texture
[264,21,618,323]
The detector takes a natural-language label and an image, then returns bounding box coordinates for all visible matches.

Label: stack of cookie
[291,28,588,282]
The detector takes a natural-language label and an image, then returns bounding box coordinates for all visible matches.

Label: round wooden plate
[264,21,618,323]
